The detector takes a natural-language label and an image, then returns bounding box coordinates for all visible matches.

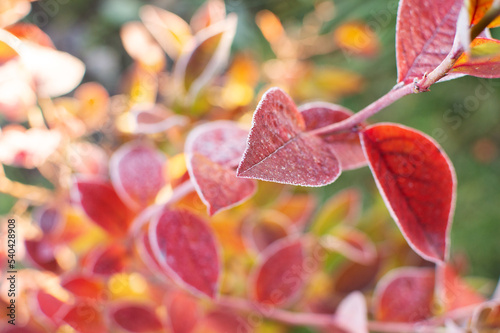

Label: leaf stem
[307,83,415,136]
[216,296,337,329]
[415,43,464,92]
[308,2,500,138]
[216,295,482,333]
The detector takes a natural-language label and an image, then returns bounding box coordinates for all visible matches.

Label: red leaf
[24,239,61,272]
[396,0,463,84]
[72,177,135,237]
[437,265,486,311]
[61,275,104,300]
[237,88,341,186]
[110,142,167,210]
[452,37,500,78]
[360,123,456,263]
[86,244,129,276]
[186,121,256,215]
[165,290,202,333]
[300,101,367,170]
[62,302,107,333]
[251,237,306,307]
[373,267,435,322]
[189,154,256,215]
[334,257,381,294]
[470,0,500,27]
[111,303,163,333]
[335,291,368,333]
[136,230,164,276]
[149,208,220,298]
[32,290,66,325]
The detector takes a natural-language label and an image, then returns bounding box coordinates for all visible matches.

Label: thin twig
[217,295,482,333]
[307,83,415,136]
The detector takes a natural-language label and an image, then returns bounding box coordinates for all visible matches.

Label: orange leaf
[452,37,500,78]
[470,0,500,27]
[334,21,380,57]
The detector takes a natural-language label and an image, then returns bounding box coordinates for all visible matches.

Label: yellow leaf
[334,21,380,57]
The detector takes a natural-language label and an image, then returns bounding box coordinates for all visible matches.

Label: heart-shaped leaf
[373,267,435,322]
[237,88,341,186]
[300,102,367,170]
[174,14,237,102]
[149,208,220,298]
[71,177,135,237]
[251,237,306,307]
[360,123,456,263]
[396,0,463,84]
[110,303,164,333]
[110,141,167,210]
[452,37,500,78]
[186,121,256,215]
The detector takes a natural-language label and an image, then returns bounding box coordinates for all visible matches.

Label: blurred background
[3,0,500,280]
